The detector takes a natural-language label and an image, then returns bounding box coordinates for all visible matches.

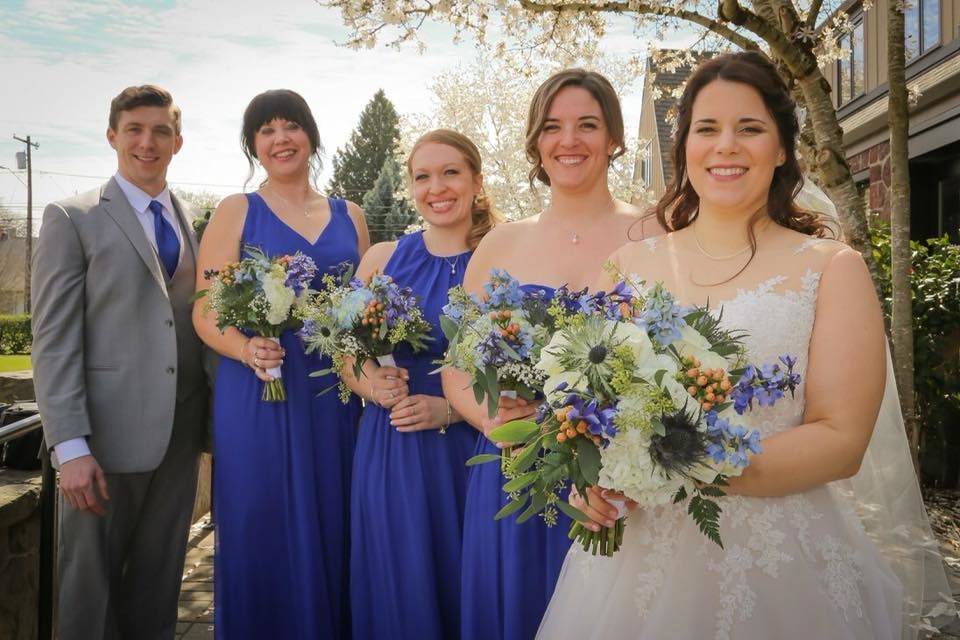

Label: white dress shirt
[53,174,183,465]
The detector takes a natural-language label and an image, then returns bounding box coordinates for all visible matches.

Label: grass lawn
[0,355,31,372]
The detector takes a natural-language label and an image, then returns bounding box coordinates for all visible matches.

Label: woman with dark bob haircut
[538,51,955,639]
[193,89,369,639]
[441,68,655,640]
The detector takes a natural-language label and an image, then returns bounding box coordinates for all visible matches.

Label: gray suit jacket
[32,178,208,473]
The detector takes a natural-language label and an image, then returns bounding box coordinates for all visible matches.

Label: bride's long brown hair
[647,52,832,277]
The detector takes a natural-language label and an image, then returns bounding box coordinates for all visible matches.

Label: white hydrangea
[262,267,295,326]
[598,428,690,508]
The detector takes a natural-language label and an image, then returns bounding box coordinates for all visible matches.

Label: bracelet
[440,400,451,435]
[368,378,379,407]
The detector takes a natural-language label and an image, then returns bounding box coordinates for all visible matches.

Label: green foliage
[0,314,31,354]
[870,220,960,481]
[361,156,417,243]
[327,89,401,206]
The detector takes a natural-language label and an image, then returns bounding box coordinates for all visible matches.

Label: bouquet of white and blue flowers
[198,246,317,402]
[478,270,801,555]
[298,270,432,402]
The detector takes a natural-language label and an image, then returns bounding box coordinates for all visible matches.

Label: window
[837,14,865,105]
[638,140,652,186]
[905,0,940,61]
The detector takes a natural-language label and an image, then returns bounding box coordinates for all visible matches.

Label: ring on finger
[254,356,261,368]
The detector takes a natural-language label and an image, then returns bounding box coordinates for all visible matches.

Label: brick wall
[848,140,892,219]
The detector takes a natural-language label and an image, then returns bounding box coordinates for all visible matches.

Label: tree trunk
[887,0,919,470]
[794,72,873,260]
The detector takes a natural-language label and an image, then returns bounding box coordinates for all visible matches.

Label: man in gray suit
[32,85,208,640]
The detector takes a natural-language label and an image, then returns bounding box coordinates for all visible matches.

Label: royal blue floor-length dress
[350,231,479,640]
[460,284,573,640]
[213,193,361,639]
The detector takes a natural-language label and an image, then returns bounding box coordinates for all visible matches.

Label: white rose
[675,326,730,373]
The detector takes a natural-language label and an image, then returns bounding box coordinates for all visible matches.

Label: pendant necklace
[442,256,459,275]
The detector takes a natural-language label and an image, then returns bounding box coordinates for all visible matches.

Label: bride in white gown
[537,51,956,640]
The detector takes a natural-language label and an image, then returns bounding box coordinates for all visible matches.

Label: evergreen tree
[327,89,400,205]
[361,156,417,243]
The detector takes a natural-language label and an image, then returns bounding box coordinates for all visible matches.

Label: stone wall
[0,371,35,404]
[0,470,41,640]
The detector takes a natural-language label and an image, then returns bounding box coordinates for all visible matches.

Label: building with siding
[826,0,960,240]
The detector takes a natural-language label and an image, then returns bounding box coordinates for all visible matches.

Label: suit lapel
[100,178,169,296]
[169,191,199,264]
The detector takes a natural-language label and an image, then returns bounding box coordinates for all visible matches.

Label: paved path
[177,493,960,639]
[176,515,214,639]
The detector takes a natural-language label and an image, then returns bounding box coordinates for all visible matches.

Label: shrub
[870,221,960,486]
[0,314,31,354]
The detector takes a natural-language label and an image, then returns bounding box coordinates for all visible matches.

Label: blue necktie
[148,200,180,279]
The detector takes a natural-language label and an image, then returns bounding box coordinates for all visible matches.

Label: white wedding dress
[537,237,955,640]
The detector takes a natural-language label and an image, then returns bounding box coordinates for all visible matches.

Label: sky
[0,0,675,223]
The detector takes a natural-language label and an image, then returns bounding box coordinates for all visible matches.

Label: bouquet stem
[260,332,286,402]
[567,518,626,557]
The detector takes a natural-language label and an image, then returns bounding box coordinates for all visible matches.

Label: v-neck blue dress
[460,284,573,640]
[213,193,361,639]
[350,231,479,640]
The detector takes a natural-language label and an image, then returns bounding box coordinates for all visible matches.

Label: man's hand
[59,455,110,516]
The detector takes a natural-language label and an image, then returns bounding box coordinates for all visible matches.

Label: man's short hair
[109,85,181,134]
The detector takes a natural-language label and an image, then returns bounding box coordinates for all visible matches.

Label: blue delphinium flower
[476,330,510,368]
[565,395,618,441]
[283,253,318,294]
[730,357,803,414]
[483,269,524,309]
[637,283,688,347]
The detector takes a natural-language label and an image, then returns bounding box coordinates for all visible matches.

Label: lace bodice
[712,269,822,437]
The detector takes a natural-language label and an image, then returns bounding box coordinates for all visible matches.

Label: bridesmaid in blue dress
[442,70,660,640]
[193,90,369,639]
[346,129,499,640]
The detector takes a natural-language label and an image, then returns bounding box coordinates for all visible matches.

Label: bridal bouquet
[479,272,801,555]
[198,246,317,402]
[298,270,432,402]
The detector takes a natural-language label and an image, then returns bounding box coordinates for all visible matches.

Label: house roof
[647,50,717,184]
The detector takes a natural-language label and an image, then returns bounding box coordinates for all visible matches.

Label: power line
[0,168,244,190]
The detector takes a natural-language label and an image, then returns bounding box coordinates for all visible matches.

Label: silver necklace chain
[265,183,314,218]
[691,222,751,261]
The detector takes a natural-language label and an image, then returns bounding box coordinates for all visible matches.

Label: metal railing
[0,412,56,640]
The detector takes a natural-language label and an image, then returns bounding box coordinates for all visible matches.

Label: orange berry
[566,428,577,438]
[592,435,601,445]
[697,376,708,386]
[576,421,588,434]
[554,409,568,422]
[715,394,726,403]
[705,392,716,402]
[687,368,699,378]
[720,380,732,391]
[556,433,567,443]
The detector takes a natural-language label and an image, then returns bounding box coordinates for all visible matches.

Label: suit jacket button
[166,367,175,374]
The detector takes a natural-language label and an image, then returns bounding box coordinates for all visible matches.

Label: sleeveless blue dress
[350,231,479,640]
[460,284,573,640]
[213,193,361,639]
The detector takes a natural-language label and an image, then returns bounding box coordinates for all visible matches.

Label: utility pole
[14,135,38,313]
